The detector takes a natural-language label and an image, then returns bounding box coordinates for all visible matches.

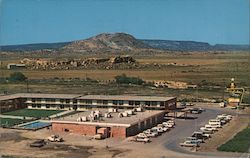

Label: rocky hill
[1,32,249,52]
[63,33,151,52]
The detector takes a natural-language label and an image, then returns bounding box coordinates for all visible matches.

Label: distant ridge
[0,42,70,51]
[0,33,249,52]
[141,39,249,51]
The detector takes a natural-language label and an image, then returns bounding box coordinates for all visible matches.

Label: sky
[0,0,249,45]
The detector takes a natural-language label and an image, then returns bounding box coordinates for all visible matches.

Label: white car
[163,123,174,128]
[151,127,163,133]
[185,137,203,144]
[208,119,222,128]
[135,136,150,143]
[143,130,158,137]
[192,131,210,139]
[180,141,199,147]
[137,133,148,138]
[157,124,169,132]
[217,114,232,121]
[200,128,213,134]
[204,124,218,131]
[167,120,175,125]
[200,126,217,132]
[47,135,63,142]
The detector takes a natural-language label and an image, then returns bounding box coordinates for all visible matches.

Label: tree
[114,74,144,85]
[9,72,27,82]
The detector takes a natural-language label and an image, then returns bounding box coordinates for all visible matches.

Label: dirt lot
[0,128,127,158]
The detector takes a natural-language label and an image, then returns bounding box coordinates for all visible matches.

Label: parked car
[157,124,169,132]
[217,114,232,121]
[47,135,63,142]
[186,103,195,106]
[185,137,203,144]
[180,102,186,107]
[190,108,202,114]
[192,131,210,140]
[144,131,158,137]
[180,140,199,147]
[200,126,217,132]
[216,117,227,125]
[137,133,148,138]
[151,127,164,133]
[208,119,222,128]
[200,128,213,134]
[135,136,150,143]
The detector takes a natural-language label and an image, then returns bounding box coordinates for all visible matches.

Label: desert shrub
[8,72,27,82]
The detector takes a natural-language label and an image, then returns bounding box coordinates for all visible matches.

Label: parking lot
[123,104,249,158]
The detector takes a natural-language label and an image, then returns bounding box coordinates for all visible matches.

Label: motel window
[160,102,165,106]
[31,104,36,108]
[85,100,92,104]
[97,100,102,104]
[46,98,55,102]
[113,100,118,105]
[46,104,50,108]
[36,98,41,102]
[135,101,140,105]
[128,101,134,105]
[145,101,150,106]
[31,98,36,102]
[60,105,64,109]
[60,99,65,103]
[37,104,41,108]
[118,100,124,105]
[79,100,85,104]
[151,101,157,106]
[66,99,70,104]
[103,100,108,105]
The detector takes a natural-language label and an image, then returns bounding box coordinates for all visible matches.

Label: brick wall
[126,111,165,137]
[110,126,127,138]
[52,123,97,136]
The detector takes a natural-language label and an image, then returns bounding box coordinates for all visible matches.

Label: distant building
[0,93,177,113]
[7,63,26,70]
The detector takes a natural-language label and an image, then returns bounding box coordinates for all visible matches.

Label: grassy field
[2,109,64,118]
[1,52,249,84]
[0,52,249,102]
[217,126,250,153]
[0,117,29,127]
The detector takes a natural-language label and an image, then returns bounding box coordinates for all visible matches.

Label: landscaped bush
[217,126,250,153]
